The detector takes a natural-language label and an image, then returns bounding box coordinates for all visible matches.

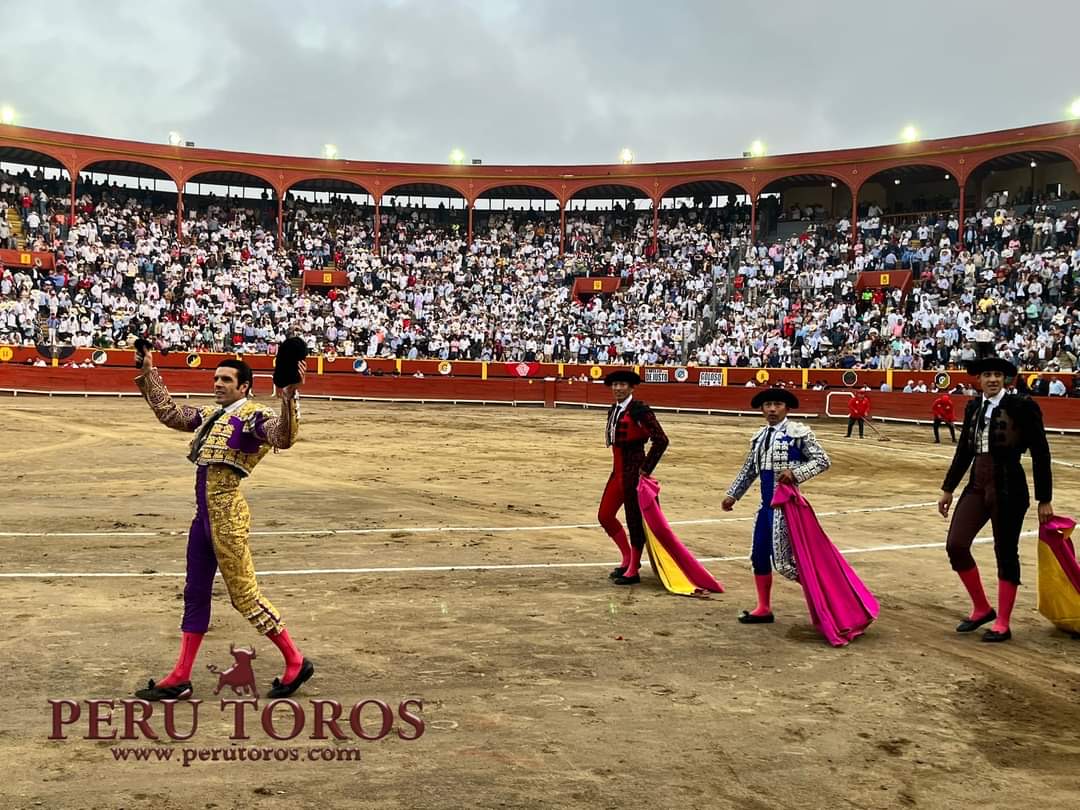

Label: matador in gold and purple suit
[134,363,313,701]
[137,367,298,637]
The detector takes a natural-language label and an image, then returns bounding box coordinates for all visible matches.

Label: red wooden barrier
[3,365,1079,431]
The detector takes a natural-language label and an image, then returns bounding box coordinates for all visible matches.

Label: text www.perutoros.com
[111,746,364,766]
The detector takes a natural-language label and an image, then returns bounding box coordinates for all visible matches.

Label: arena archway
[471,183,561,252]
[855,164,960,242]
[658,180,751,242]
[562,182,656,259]
[281,177,375,253]
[75,159,184,238]
[0,146,76,248]
[178,169,277,244]
[757,173,854,243]
[376,182,467,248]
[965,149,1080,213]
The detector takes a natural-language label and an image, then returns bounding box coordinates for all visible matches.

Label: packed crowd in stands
[1,164,1079,387]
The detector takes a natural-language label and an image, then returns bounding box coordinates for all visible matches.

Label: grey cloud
[7,0,1080,166]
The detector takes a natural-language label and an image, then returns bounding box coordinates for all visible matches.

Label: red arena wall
[4,361,1079,432]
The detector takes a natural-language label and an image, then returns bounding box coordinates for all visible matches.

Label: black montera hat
[965,356,1018,378]
[604,369,642,386]
[750,387,800,409]
[273,337,310,387]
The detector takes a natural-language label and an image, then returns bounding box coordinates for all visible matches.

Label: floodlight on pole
[900,125,919,143]
[448,148,466,165]
[1,105,17,125]
[749,140,766,157]
[322,143,339,159]
[618,147,634,164]
[1070,98,1080,119]
[168,131,183,146]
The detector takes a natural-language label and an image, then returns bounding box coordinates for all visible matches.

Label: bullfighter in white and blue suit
[722,388,831,624]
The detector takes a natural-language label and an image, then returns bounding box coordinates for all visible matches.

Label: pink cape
[771,482,879,646]
[636,476,724,595]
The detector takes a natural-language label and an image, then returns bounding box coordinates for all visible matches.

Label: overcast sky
[9,0,1080,166]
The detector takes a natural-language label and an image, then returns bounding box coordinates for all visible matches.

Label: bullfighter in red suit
[846,390,871,438]
[932,390,957,444]
[599,370,669,585]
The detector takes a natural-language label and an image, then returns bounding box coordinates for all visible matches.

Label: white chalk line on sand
[0,530,1034,580]
[0,500,936,539]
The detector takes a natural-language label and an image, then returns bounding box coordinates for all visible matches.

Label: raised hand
[280,360,307,400]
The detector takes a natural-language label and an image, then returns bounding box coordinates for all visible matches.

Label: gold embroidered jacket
[136,368,298,476]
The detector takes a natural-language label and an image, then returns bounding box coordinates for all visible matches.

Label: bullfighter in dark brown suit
[938,356,1054,642]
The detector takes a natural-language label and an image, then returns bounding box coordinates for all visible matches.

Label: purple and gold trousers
[180,464,284,635]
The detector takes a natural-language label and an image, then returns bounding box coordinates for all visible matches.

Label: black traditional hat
[273,337,310,387]
[750,387,800,409]
[604,369,642,386]
[133,338,152,369]
[965,356,1018,378]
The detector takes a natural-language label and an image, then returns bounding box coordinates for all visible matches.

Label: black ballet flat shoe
[612,574,640,586]
[608,567,627,580]
[134,679,193,701]
[981,628,1012,643]
[267,658,315,699]
[956,609,996,633]
[737,610,775,624]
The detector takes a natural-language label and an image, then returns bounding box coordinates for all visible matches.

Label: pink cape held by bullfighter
[636,475,723,596]
[770,482,879,646]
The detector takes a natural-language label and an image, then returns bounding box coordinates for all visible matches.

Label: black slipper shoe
[981,628,1012,643]
[956,609,996,633]
[267,658,315,699]
[612,574,640,585]
[134,679,193,701]
[737,610,775,624]
[608,567,627,580]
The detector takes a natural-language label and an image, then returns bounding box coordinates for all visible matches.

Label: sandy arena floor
[2,397,1079,810]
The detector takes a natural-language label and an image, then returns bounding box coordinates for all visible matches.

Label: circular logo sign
[755,369,770,384]
[934,372,951,390]
[438,361,452,376]
[842,370,858,387]
[674,367,689,382]
[589,366,603,380]
[0,346,13,362]
[91,350,108,365]
[353,359,368,373]
[186,353,201,368]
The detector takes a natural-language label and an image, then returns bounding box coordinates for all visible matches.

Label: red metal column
[652,202,659,252]
[176,190,184,241]
[957,184,965,248]
[850,192,858,248]
[750,196,757,242]
[374,199,381,254]
[559,205,566,256]
[467,202,473,247]
[68,173,76,230]
[276,194,283,249]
